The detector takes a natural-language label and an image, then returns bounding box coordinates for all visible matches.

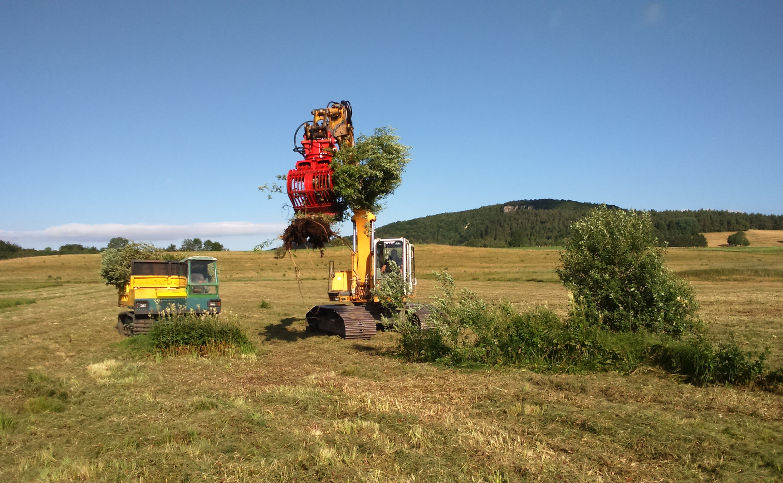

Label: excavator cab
[374,238,416,295]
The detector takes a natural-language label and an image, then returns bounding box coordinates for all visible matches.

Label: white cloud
[0,221,287,244]
[644,3,663,25]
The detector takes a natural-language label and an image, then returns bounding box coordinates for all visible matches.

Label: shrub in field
[147,314,254,356]
[727,230,750,246]
[100,242,177,292]
[558,206,700,337]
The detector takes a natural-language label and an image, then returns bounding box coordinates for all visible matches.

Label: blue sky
[2,1,782,250]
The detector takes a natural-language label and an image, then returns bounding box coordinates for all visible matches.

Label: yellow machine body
[305,102,354,148]
[118,274,188,308]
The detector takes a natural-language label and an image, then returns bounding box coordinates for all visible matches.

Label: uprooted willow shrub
[398,272,782,389]
[146,314,254,356]
[100,242,178,292]
[558,206,701,337]
[260,126,411,249]
[331,126,411,215]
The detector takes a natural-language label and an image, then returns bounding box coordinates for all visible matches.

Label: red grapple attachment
[287,136,338,215]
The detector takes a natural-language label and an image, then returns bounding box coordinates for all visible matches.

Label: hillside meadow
[0,245,782,480]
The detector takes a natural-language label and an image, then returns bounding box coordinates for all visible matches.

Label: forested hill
[375,199,783,247]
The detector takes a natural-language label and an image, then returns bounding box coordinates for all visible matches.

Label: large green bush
[557,206,700,337]
[727,230,750,246]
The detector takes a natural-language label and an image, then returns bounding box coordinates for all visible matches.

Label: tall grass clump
[652,337,774,386]
[147,314,254,356]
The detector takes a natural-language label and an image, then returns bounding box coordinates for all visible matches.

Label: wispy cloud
[0,221,287,243]
[644,3,663,25]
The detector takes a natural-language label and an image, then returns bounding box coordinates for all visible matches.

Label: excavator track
[306,305,377,339]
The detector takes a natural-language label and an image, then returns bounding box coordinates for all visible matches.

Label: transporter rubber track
[306,305,377,339]
[409,305,433,331]
[116,311,155,336]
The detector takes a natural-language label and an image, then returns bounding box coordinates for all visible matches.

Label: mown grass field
[1,245,782,481]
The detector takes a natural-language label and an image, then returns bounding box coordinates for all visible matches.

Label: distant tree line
[107,237,226,252]
[0,240,100,259]
[0,236,227,260]
[376,199,783,248]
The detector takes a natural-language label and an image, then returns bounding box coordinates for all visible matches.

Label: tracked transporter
[116,256,221,335]
[285,100,428,339]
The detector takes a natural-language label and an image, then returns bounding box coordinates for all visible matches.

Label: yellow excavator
[285,100,428,339]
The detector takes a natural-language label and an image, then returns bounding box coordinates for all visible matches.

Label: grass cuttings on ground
[0,297,35,309]
[123,314,254,357]
[398,272,782,390]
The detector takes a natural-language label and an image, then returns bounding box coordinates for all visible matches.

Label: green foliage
[100,242,166,291]
[0,411,17,432]
[57,243,100,254]
[106,237,130,250]
[654,216,708,247]
[727,230,750,246]
[0,240,97,258]
[0,239,23,259]
[180,238,203,251]
[652,337,769,386]
[370,260,406,317]
[147,314,254,355]
[558,206,700,337]
[179,238,225,251]
[332,127,411,215]
[259,300,271,309]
